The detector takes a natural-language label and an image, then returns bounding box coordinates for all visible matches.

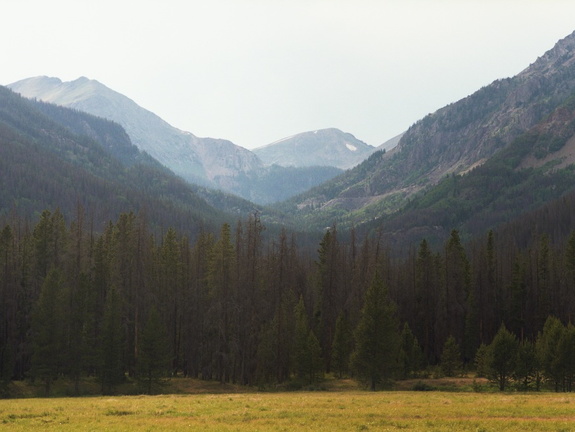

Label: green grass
[1,391,575,431]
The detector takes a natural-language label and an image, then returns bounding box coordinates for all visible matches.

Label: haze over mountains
[278,30,575,242]
[4,30,575,251]
[8,77,382,204]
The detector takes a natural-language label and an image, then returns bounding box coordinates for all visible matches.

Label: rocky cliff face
[390,30,575,189]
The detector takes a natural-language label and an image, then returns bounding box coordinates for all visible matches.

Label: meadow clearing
[1,388,575,431]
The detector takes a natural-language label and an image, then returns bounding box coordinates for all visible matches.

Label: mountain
[7,76,259,185]
[7,77,342,204]
[278,30,575,233]
[377,94,575,249]
[377,132,403,152]
[253,128,376,169]
[0,84,257,234]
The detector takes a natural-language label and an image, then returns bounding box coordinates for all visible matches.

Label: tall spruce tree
[440,335,462,377]
[350,273,399,390]
[514,339,538,391]
[98,286,124,394]
[487,324,518,391]
[137,305,170,394]
[443,230,471,360]
[30,268,65,395]
[293,296,322,384]
[0,225,16,387]
[207,223,236,383]
[536,316,564,392]
[331,312,353,378]
[399,322,424,379]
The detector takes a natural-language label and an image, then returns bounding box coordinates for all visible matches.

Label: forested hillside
[2,197,575,394]
[0,85,258,236]
[8,77,346,204]
[280,30,575,232]
[364,93,575,249]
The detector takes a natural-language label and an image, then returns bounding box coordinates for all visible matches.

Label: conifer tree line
[2,208,575,393]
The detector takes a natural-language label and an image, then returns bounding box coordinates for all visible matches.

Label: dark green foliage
[30,268,65,395]
[558,324,575,392]
[474,344,490,378]
[331,312,353,378]
[137,306,170,394]
[399,322,424,379]
[514,340,539,391]
[7,177,575,394]
[98,287,124,395]
[350,274,399,390]
[0,85,232,238]
[440,336,462,377]
[293,297,323,384]
[486,324,518,391]
[536,316,565,392]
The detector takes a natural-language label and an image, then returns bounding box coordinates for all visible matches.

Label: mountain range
[8,77,382,204]
[276,30,575,243]
[4,30,575,252]
[0,84,236,234]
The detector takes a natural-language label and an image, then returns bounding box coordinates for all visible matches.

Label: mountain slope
[8,76,257,186]
[253,128,375,169]
[0,85,240,234]
[279,30,575,230]
[8,76,343,204]
[376,94,575,249]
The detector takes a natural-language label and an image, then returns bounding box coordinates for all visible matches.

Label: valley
[3,29,575,401]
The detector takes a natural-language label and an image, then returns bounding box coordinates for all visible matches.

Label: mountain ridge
[277,30,575,231]
[8,76,355,204]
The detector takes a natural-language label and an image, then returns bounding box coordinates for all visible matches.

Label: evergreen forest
[3,205,575,395]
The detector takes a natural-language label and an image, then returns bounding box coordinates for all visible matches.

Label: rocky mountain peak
[519,30,575,78]
[254,127,375,169]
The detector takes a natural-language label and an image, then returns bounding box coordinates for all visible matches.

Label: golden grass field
[1,379,575,431]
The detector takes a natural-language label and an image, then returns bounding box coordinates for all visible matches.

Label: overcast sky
[2,1,575,149]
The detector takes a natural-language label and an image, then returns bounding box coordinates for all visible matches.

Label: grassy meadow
[1,382,575,431]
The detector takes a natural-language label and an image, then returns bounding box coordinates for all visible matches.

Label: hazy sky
[2,1,575,149]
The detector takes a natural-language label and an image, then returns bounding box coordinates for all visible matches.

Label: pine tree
[536,316,564,392]
[487,324,518,391]
[292,296,322,383]
[514,339,538,391]
[137,306,170,394]
[98,286,124,394]
[315,226,343,373]
[350,273,399,390]
[558,323,575,392]
[158,227,183,375]
[207,223,236,383]
[331,312,353,378]
[307,330,323,384]
[474,343,490,378]
[399,322,424,379]
[414,238,438,363]
[443,230,471,361]
[0,225,16,388]
[255,318,278,385]
[30,268,65,395]
[440,335,462,377]
[565,231,575,322]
